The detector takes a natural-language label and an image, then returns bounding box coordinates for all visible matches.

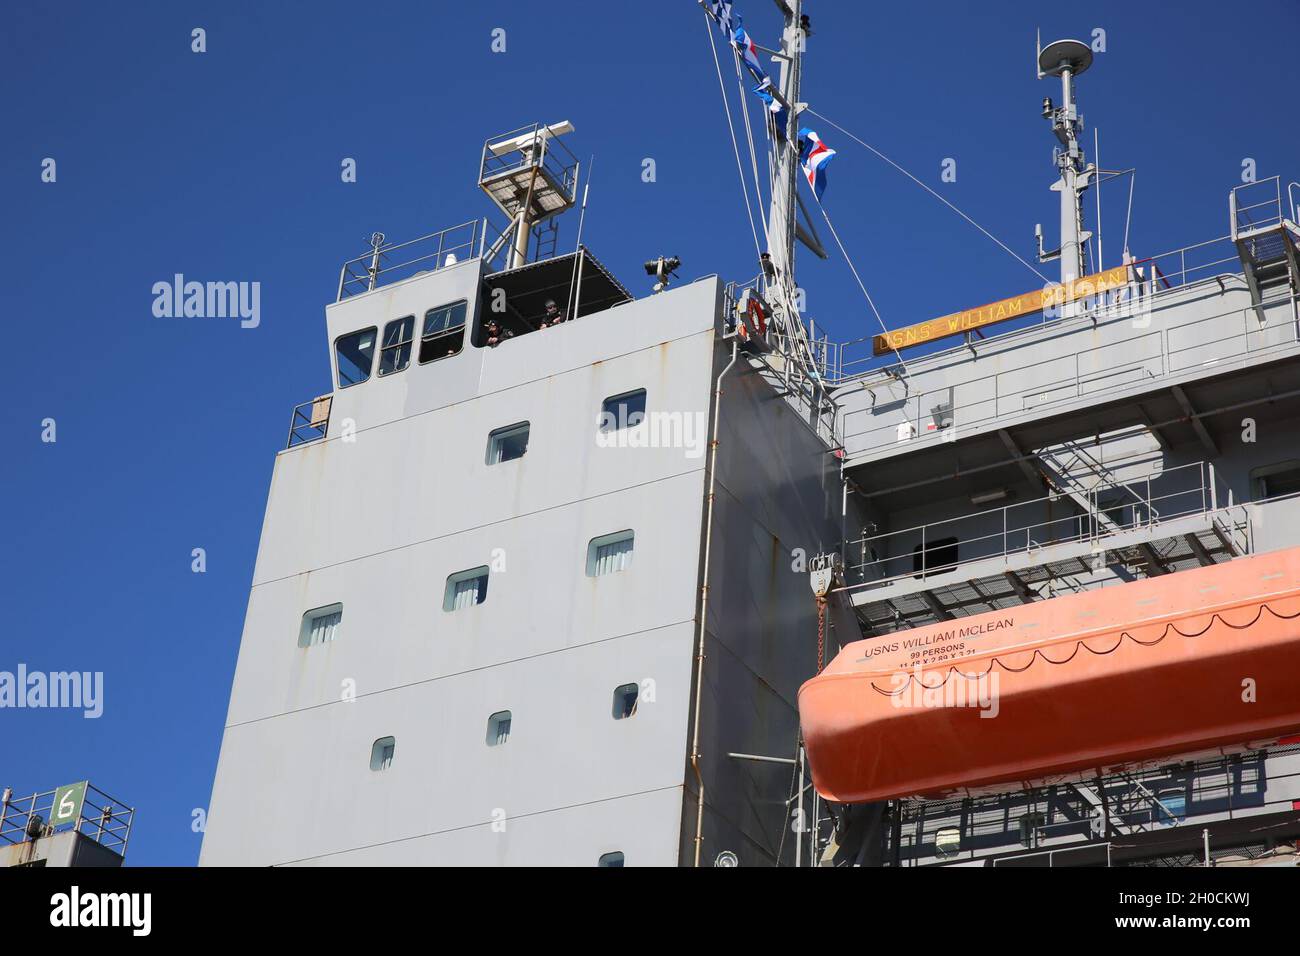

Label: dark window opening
[419,301,468,364]
[477,248,633,347]
[597,851,625,868]
[600,390,647,432]
[487,422,530,464]
[1253,461,1300,501]
[612,683,639,720]
[379,315,415,376]
[912,537,958,578]
[336,327,377,388]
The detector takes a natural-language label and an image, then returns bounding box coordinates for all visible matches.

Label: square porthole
[299,604,342,648]
[587,530,634,577]
[486,710,512,747]
[444,566,489,611]
[370,736,395,772]
[597,851,625,867]
[612,683,639,720]
[487,422,530,465]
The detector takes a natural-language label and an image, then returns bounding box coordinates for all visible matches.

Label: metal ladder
[1230,178,1300,322]
[530,218,560,262]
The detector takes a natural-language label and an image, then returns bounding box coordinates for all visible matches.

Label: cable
[808,188,910,374]
[704,11,763,260]
[732,52,771,249]
[807,108,1053,285]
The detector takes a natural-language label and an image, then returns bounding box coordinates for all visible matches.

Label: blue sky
[1,0,1295,865]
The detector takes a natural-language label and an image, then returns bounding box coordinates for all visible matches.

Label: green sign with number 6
[51,781,87,828]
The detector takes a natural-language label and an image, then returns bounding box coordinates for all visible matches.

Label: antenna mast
[1037,37,1096,287]
[764,0,805,309]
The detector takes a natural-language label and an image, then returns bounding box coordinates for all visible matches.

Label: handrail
[286,395,332,449]
[0,783,136,857]
[841,460,1245,591]
[336,220,481,301]
[839,289,1297,458]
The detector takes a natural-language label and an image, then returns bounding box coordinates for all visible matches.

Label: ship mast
[1037,37,1095,287]
[764,0,804,297]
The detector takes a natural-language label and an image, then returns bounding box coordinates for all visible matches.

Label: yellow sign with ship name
[871,264,1131,356]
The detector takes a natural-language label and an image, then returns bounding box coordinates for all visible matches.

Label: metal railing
[336,220,482,300]
[1231,176,1285,239]
[723,276,842,449]
[839,287,1297,458]
[894,743,1300,867]
[843,460,1245,590]
[478,122,580,207]
[0,784,135,858]
[826,229,1252,385]
[287,394,332,448]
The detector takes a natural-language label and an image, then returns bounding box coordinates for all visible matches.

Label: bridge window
[444,566,489,611]
[419,300,468,363]
[299,603,343,648]
[378,315,415,376]
[487,422,530,465]
[336,327,377,388]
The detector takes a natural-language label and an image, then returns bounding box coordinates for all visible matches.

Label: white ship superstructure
[204,4,1300,867]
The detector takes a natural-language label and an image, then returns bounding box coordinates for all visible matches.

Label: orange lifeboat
[799,547,1300,804]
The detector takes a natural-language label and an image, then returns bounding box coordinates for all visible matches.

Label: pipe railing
[842,460,1245,590]
[840,291,1297,458]
[0,783,135,857]
[336,220,481,301]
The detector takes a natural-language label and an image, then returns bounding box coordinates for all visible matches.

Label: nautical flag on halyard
[732,18,768,84]
[709,0,734,36]
[798,128,836,200]
[754,81,788,139]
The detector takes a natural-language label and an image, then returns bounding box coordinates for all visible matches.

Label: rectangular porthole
[444,566,489,611]
[587,530,634,577]
[299,604,342,648]
[599,389,647,432]
[612,683,639,720]
[486,711,512,747]
[487,422,530,465]
[370,736,395,772]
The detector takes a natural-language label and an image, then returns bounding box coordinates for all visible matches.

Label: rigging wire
[704,12,763,261]
[807,185,910,374]
[733,52,772,248]
[807,108,1053,285]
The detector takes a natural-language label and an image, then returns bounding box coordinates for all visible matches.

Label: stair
[1230,180,1299,321]
[1033,428,1163,538]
